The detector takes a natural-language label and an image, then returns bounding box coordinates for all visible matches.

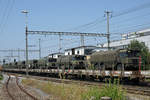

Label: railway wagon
[2,49,144,82]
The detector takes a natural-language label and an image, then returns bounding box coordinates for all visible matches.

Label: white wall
[65,50,72,55]
[102,35,150,50]
[53,55,58,58]
[49,54,64,58]
[75,48,84,55]
[65,48,86,55]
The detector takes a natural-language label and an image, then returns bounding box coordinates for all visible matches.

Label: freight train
[2,49,144,82]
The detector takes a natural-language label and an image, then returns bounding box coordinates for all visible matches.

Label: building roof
[65,45,97,51]
[48,52,64,56]
[100,28,150,47]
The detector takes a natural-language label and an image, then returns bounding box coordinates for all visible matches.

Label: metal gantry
[27,30,108,37]
[0,49,39,52]
[0,49,39,62]
[27,30,109,47]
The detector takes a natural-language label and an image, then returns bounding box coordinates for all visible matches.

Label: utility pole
[18,48,20,61]
[39,38,41,59]
[59,34,62,53]
[10,50,13,57]
[25,21,29,76]
[105,11,111,50]
[22,10,29,76]
[80,35,84,46]
[18,48,20,69]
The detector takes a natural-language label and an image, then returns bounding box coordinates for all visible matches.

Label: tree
[128,40,150,70]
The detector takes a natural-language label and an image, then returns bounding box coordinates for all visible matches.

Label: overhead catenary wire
[110,13,150,31]
[112,2,150,18]
[67,1,150,33]
[76,10,150,34]
[0,0,15,34]
[0,0,10,32]
[82,7,150,41]
[111,21,150,33]
[110,11,150,25]
[42,36,100,52]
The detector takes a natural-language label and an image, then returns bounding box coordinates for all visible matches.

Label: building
[100,28,150,50]
[64,46,97,55]
[48,52,64,59]
[121,28,150,40]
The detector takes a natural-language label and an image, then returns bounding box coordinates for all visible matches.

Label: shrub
[81,79,126,100]
[0,74,3,80]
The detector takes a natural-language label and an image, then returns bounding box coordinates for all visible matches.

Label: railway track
[6,73,150,97]
[23,74,150,97]
[5,74,38,100]
[123,86,150,96]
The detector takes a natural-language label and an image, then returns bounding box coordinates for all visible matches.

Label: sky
[0,0,150,62]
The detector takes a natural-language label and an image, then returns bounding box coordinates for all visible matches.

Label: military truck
[57,55,87,70]
[90,49,140,71]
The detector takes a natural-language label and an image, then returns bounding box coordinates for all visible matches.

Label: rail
[5,74,38,100]
[16,76,38,100]
[6,75,15,100]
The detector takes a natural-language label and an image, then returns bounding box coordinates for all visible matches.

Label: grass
[0,74,3,80]
[145,78,150,82]
[22,79,85,100]
[22,78,126,100]
[81,79,126,100]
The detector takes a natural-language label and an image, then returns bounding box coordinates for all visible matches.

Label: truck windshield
[119,50,139,57]
[119,52,128,57]
[127,50,139,57]
[48,58,57,62]
[72,56,85,60]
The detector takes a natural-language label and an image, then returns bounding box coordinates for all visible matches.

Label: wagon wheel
[100,64,105,70]
[117,63,122,71]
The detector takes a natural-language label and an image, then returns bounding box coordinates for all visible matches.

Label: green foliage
[81,86,101,100]
[128,40,148,51]
[0,74,3,80]
[128,40,150,70]
[81,79,126,100]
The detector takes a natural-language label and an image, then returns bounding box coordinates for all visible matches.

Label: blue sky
[0,0,150,61]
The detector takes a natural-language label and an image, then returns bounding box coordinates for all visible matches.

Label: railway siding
[3,74,42,100]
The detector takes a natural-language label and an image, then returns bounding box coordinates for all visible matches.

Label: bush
[81,79,126,100]
[0,74,3,80]
[128,40,150,70]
